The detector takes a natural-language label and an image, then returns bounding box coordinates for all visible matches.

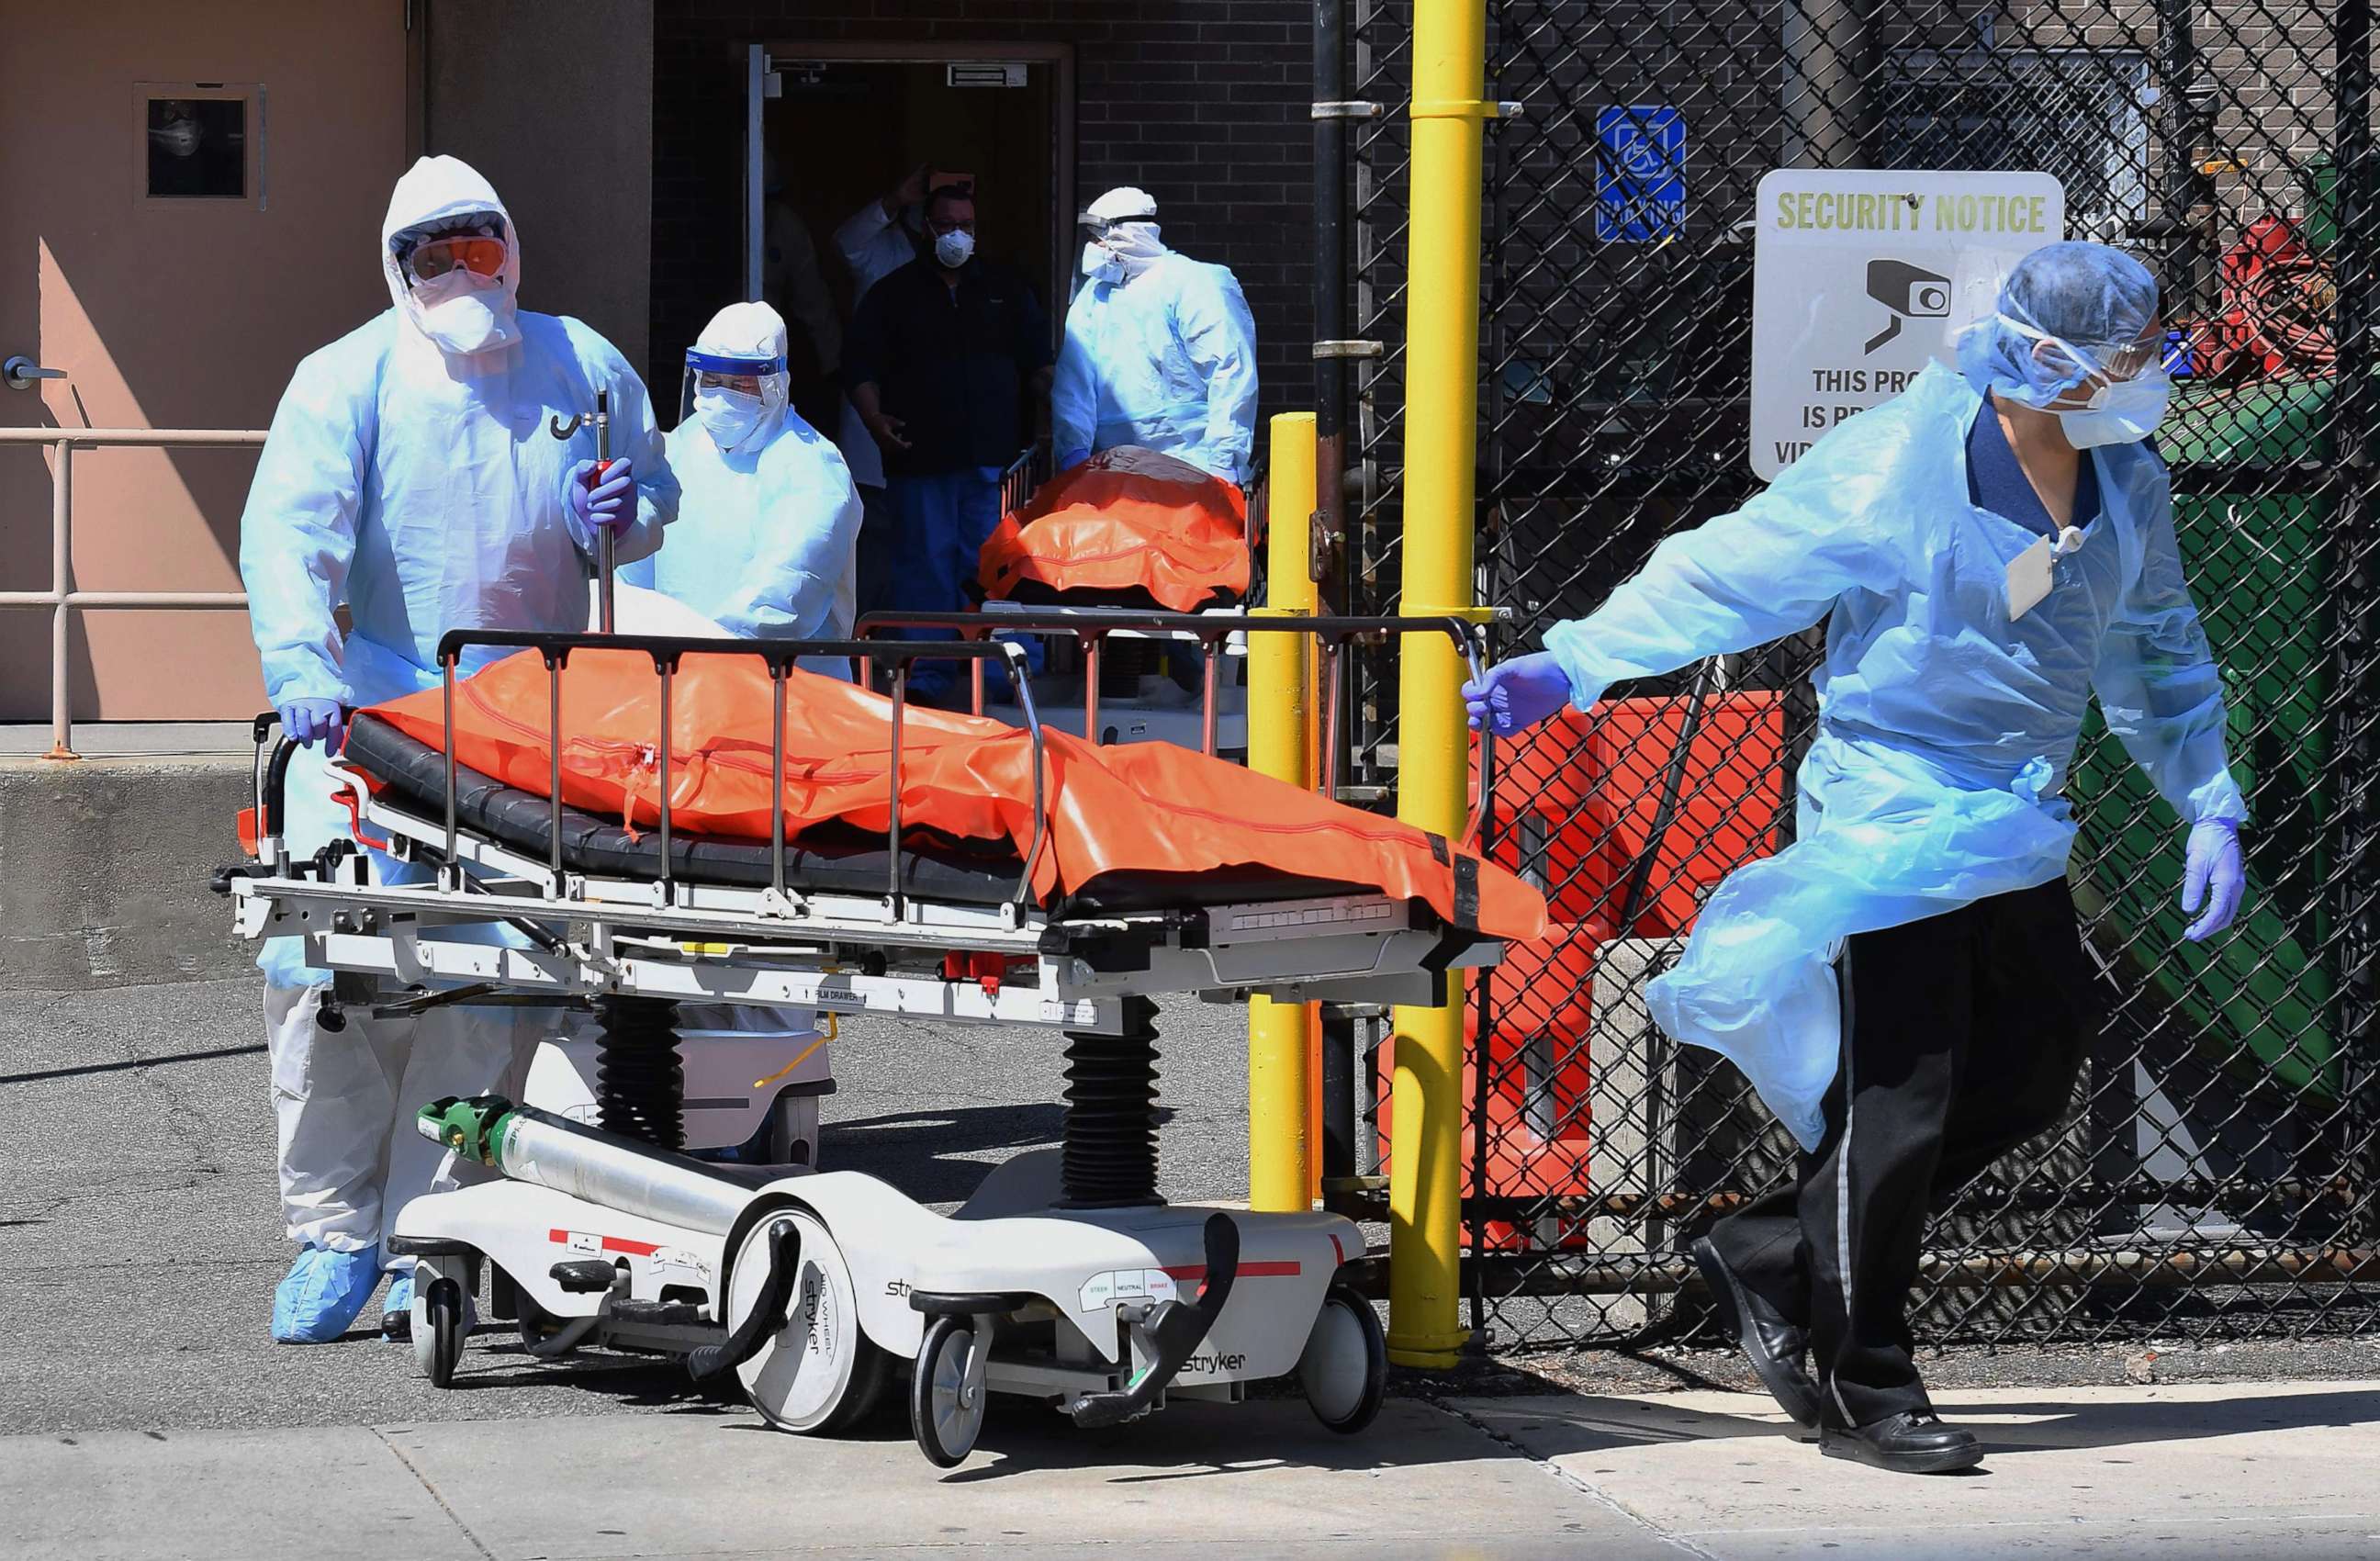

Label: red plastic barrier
[1378,691,1788,1242]
[1375,920,1608,1208]
[1487,691,1786,935]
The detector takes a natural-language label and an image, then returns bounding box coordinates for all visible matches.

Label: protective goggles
[405,235,507,284]
[1078,212,1156,242]
[1997,313,2165,385]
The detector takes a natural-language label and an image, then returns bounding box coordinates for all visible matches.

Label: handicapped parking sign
[1596,106,1685,242]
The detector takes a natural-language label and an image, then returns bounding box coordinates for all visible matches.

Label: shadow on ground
[1456,1385,2380,1462]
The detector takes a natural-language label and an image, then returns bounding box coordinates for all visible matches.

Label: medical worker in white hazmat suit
[1464,242,2245,1474]
[624,300,861,652]
[624,299,860,1055]
[240,155,679,1343]
[1052,186,1260,487]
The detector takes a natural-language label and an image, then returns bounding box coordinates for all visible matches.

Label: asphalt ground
[9,978,2380,1561]
[8,975,2379,1437]
[0,977,1249,1435]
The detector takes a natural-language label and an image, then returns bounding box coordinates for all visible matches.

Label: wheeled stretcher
[217,620,1537,1466]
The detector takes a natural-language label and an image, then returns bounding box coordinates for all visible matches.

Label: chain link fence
[1344,0,2380,1349]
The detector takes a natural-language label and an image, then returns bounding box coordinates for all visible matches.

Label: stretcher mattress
[351,650,1544,938]
[976,446,1252,613]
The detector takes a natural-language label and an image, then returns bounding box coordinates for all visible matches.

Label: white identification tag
[2004,525,2086,621]
[2004,537,2055,620]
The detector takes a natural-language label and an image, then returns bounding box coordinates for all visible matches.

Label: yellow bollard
[1248,412,1318,1212]
[1387,0,1489,1367]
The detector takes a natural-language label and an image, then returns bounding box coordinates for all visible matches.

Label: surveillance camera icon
[1864,258,1953,354]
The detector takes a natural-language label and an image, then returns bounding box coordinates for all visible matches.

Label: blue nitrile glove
[2182,818,2246,943]
[1057,446,1091,472]
[278,698,346,752]
[564,456,638,548]
[1462,651,1572,736]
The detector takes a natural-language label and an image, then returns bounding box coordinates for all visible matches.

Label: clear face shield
[679,348,786,450]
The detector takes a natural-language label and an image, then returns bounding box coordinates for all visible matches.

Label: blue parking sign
[1596,106,1686,242]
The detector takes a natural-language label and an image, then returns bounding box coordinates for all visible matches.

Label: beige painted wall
[426,0,657,374]
[0,1,412,722]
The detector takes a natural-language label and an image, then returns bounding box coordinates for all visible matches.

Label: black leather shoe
[1691,1236,1820,1439]
[1820,1409,1983,1474]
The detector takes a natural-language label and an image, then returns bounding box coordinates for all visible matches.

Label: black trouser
[1706,877,2094,1427]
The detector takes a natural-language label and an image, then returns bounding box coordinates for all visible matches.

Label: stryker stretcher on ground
[217,618,1541,1466]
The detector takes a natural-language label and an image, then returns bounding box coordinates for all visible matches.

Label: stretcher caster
[912,1314,988,1468]
[727,1207,889,1433]
[513,1290,578,1355]
[1297,1286,1386,1434]
[410,1256,475,1387]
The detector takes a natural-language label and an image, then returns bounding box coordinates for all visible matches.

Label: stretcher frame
[858,606,1497,802]
[220,621,1506,1039]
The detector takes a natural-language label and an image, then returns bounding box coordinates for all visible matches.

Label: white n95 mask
[410,269,519,356]
[934,230,977,268]
[694,388,768,451]
[1082,242,1126,285]
[2058,368,2172,449]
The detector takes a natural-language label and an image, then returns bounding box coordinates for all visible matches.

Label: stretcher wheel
[729,1207,888,1433]
[1297,1286,1386,1434]
[911,1314,986,1468]
[413,1273,468,1388]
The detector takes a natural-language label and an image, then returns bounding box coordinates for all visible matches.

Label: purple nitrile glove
[564,456,638,546]
[1461,650,1572,736]
[2181,817,2246,943]
[277,698,346,752]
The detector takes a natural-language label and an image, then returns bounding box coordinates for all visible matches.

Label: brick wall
[649,0,1314,444]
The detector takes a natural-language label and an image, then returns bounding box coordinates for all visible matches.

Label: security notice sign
[1749,170,2064,479]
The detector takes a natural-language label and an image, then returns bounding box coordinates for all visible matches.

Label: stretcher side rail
[432,630,1050,913]
[853,608,1497,846]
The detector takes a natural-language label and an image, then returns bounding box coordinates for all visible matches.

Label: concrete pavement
[1458,1381,2380,1559]
[6,1384,2378,1559]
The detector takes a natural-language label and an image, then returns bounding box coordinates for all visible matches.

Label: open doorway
[751,44,1072,410]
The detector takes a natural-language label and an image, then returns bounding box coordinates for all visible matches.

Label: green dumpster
[2068,377,2340,1098]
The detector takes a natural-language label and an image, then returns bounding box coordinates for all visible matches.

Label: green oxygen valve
[416,1095,515,1165]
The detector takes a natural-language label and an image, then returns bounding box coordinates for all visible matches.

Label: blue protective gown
[1544,362,2244,1148]
[1052,251,1259,486]
[623,409,861,643]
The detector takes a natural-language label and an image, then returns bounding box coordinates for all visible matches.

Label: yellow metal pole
[1248,412,1319,1211]
[1387,0,1488,1367]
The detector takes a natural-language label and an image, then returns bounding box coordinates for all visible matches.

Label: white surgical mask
[410,269,518,356]
[1082,242,1127,285]
[934,229,976,269]
[694,387,768,451]
[2058,368,2172,449]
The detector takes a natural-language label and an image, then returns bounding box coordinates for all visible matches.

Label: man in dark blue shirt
[847,184,1051,702]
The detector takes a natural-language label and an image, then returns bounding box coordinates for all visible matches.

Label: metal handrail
[0,425,265,759]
